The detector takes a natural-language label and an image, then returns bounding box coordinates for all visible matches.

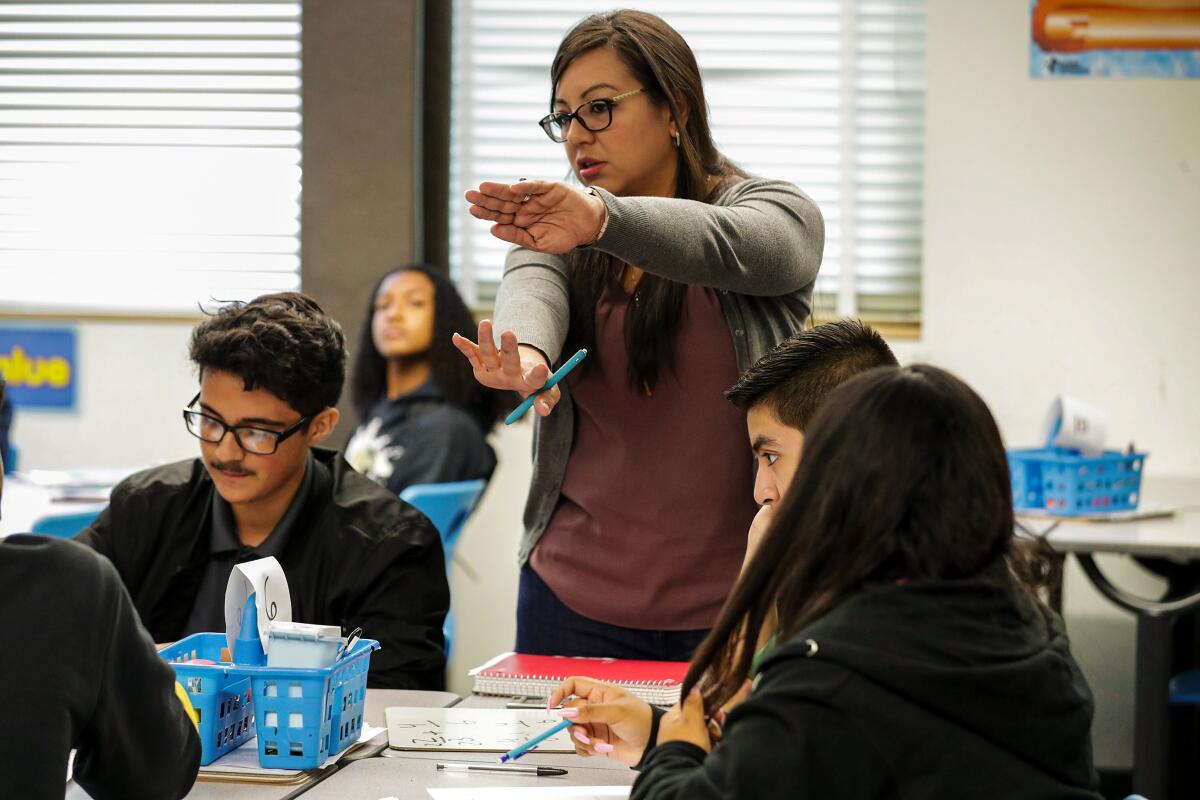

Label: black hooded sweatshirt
[633,561,1103,800]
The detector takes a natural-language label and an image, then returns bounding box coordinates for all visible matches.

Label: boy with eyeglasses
[75,293,450,690]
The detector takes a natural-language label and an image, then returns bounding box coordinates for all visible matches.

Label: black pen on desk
[437,761,568,777]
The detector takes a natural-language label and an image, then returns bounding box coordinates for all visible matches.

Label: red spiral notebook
[469,652,689,706]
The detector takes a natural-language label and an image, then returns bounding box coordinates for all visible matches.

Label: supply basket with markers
[162,620,379,769]
[1006,395,1147,517]
[160,559,380,769]
[1008,448,1146,516]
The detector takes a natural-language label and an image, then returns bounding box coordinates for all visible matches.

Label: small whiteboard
[385,707,575,753]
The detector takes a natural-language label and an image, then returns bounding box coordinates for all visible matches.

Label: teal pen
[498,718,573,763]
[504,348,588,425]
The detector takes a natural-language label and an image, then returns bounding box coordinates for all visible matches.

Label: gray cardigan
[493,177,825,565]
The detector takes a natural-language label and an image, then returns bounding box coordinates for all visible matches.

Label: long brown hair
[685,365,1059,710]
[348,264,509,430]
[552,10,747,388]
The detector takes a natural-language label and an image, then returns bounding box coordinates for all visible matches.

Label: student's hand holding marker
[548,677,655,766]
[452,320,561,418]
[464,179,607,254]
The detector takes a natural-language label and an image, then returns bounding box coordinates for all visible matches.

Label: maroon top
[531,280,756,630]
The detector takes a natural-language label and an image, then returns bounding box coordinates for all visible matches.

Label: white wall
[2,319,199,472]
[921,0,1200,479]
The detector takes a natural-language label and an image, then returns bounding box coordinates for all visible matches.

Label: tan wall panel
[301,0,421,443]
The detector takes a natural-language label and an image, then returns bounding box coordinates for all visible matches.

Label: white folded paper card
[1042,395,1107,457]
[224,556,292,653]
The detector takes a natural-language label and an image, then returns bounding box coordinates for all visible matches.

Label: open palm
[464,179,605,254]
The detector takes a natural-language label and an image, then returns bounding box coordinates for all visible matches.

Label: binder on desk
[469,652,689,706]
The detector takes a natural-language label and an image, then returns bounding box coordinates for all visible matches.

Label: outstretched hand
[451,320,561,417]
[464,180,606,254]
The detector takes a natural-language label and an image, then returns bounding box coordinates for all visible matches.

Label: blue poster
[0,327,77,410]
[1031,1,1200,78]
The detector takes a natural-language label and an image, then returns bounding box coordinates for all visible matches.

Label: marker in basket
[498,718,573,763]
[336,627,362,662]
[232,592,265,666]
[504,349,587,425]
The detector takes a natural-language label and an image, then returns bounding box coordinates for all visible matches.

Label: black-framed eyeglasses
[538,88,647,143]
[182,393,312,456]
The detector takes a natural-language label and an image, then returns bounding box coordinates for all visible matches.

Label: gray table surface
[1018,477,1200,558]
[66,689,636,799]
[301,757,634,800]
[314,692,635,798]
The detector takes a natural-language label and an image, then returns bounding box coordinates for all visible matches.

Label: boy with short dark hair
[76,292,450,689]
[726,319,899,559]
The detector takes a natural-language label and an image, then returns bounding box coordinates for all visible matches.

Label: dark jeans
[516,563,708,662]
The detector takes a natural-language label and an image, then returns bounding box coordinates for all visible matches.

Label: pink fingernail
[573,730,591,745]
[554,708,579,719]
[595,743,615,754]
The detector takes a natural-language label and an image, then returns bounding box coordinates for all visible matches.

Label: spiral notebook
[469,652,689,707]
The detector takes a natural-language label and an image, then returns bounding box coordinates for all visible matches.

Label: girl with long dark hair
[346,264,505,493]
[453,10,825,659]
[551,365,1103,799]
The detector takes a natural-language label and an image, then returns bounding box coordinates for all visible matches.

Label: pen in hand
[505,348,588,425]
[498,718,574,763]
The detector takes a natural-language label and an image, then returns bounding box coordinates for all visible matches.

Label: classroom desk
[321,692,635,798]
[65,689,636,800]
[1019,477,1200,800]
[0,474,109,537]
[301,757,633,800]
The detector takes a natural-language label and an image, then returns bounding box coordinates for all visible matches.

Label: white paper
[1042,395,1107,456]
[18,467,132,488]
[386,707,574,753]
[224,556,292,653]
[427,788,630,800]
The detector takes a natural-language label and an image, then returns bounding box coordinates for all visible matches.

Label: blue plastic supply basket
[1007,447,1146,516]
[160,633,256,765]
[228,637,379,769]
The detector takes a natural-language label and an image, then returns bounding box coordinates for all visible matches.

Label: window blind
[450,0,924,323]
[0,1,302,315]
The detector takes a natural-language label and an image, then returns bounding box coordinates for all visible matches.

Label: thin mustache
[211,461,252,476]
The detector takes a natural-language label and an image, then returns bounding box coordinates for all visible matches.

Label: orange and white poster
[1031,0,1200,76]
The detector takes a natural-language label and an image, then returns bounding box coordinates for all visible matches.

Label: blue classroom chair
[399,479,487,660]
[1170,669,1200,704]
[29,510,100,539]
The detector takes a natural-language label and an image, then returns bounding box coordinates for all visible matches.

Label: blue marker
[504,348,588,425]
[232,592,265,666]
[499,718,573,763]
